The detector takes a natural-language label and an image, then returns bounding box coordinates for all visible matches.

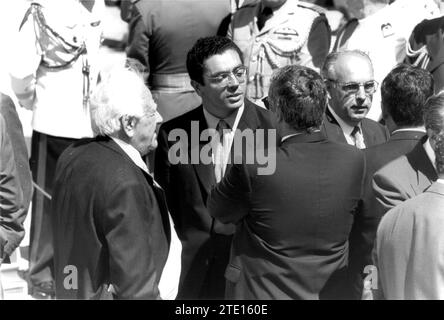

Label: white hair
[90,65,156,137]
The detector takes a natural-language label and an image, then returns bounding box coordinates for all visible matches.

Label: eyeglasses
[328,79,378,95]
[205,65,247,86]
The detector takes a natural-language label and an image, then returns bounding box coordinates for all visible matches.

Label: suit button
[251,57,257,62]
[249,76,255,81]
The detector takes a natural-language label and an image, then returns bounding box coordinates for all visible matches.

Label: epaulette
[297,1,327,15]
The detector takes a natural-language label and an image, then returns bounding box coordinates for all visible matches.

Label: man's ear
[191,80,202,97]
[121,115,137,138]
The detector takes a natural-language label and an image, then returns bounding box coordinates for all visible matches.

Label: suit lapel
[407,138,438,184]
[226,101,260,172]
[322,108,347,144]
[100,137,172,244]
[191,107,216,196]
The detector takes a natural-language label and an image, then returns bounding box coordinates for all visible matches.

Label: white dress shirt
[328,106,364,146]
[111,137,182,300]
[203,105,244,182]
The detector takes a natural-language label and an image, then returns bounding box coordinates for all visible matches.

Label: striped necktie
[351,126,366,149]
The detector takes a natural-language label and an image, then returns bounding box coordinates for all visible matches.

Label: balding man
[321,50,389,149]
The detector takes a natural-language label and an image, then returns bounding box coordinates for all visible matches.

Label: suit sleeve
[126,4,150,83]
[347,173,383,299]
[207,162,252,224]
[102,181,161,300]
[0,116,26,262]
[372,171,409,214]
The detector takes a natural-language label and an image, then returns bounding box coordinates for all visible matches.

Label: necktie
[213,120,236,235]
[257,6,273,30]
[351,126,366,149]
[214,120,230,183]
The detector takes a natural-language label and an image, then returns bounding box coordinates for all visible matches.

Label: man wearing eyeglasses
[154,36,277,299]
[321,50,389,149]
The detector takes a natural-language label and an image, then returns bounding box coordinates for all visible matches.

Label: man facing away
[208,65,365,299]
[321,50,389,149]
[154,36,277,299]
[375,91,444,299]
[51,66,181,299]
[348,64,434,299]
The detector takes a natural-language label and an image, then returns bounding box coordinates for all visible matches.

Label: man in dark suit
[154,36,277,299]
[52,66,180,299]
[321,50,389,148]
[207,65,365,299]
[348,64,434,299]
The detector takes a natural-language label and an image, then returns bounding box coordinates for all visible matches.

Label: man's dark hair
[381,64,434,127]
[186,36,244,85]
[268,65,327,132]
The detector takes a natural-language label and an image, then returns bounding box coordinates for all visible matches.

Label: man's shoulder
[243,100,277,128]
[159,105,203,133]
[361,117,386,131]
[374,153,411,180]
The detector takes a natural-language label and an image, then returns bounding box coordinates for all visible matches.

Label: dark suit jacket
[0,93,32,262]
[154,100,277,299]
[208,132,365,299]
[348,130,426,299]
[52,136,170,299]
[0,114,25,261]
[373,136,437,216]
[321,108,389,148]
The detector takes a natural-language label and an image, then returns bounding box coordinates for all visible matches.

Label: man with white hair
[51,66,180,299]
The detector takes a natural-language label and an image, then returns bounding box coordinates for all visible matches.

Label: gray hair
[321,49,372,80]
[90,65,156,137]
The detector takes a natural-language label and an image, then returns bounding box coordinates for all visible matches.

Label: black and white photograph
[1,0,444,307]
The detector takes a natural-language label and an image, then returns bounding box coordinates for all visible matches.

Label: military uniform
[9,0,104,298]
[228,0,331,106]
[334,0,440,121]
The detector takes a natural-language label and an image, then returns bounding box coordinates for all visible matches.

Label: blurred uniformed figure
[406,2,444,93]
[126,0,235,122]
[227,0,331,107]
[9,0,104,299]
[334,0,440,121]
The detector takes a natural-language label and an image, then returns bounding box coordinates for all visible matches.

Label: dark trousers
[28,131,77,290]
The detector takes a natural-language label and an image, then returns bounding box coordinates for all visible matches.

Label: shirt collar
[423,138,437,170]
[391,127,426,134]
[203,105,244,131]
[328,105,361,142]
[111,137,150,174]
[281,130,321,143]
